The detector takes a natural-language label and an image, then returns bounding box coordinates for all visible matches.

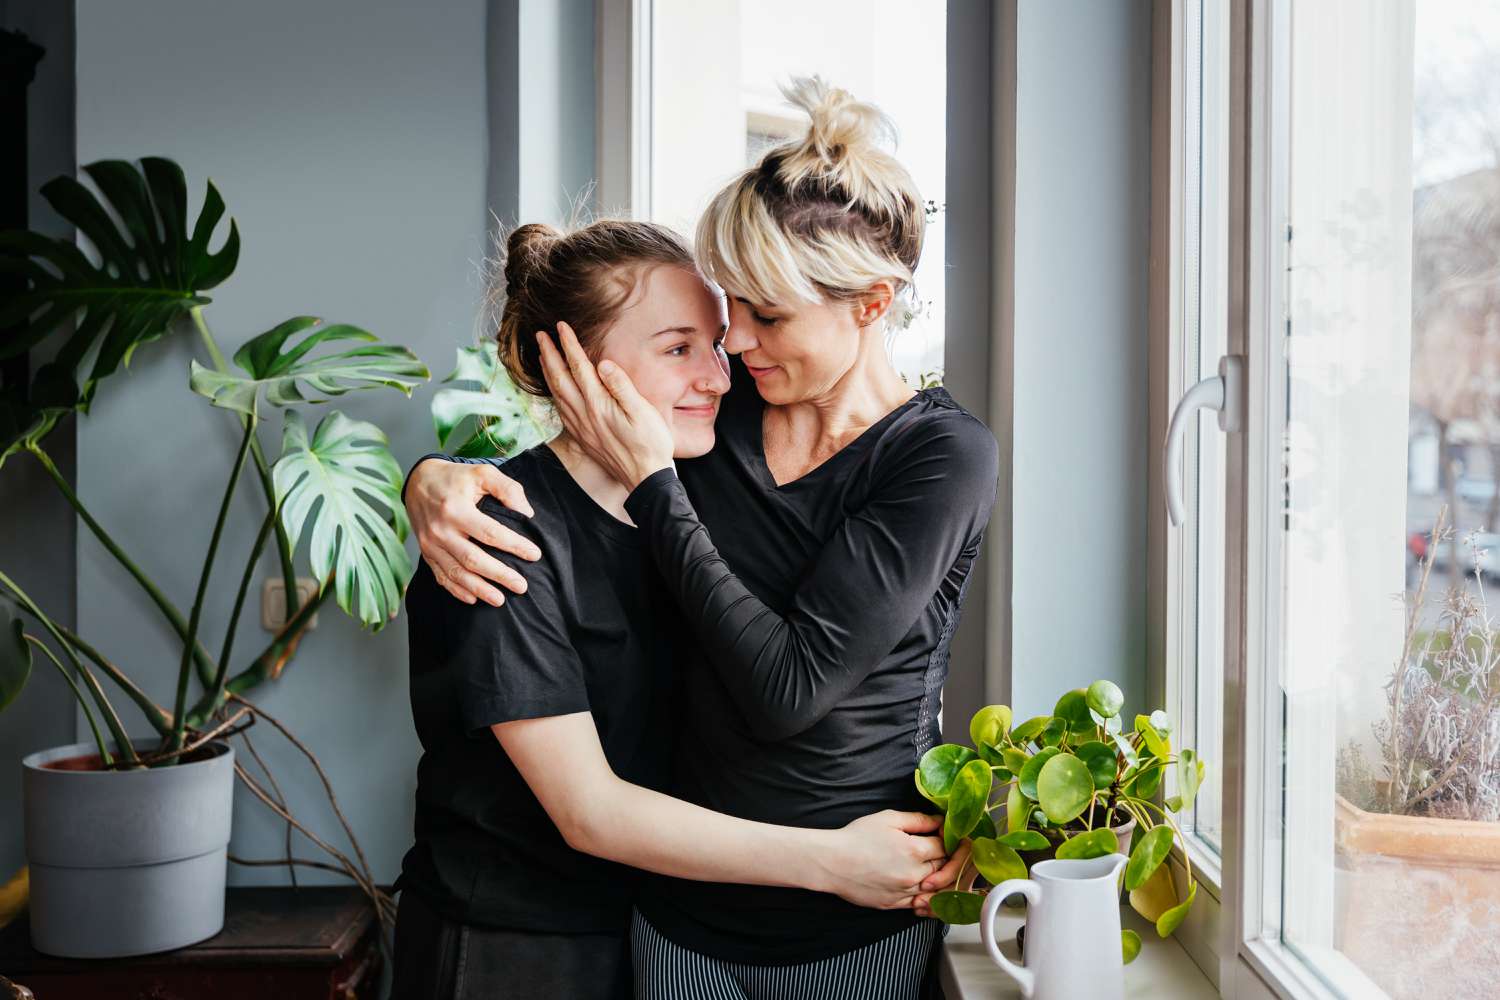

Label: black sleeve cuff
[624,467,684,525]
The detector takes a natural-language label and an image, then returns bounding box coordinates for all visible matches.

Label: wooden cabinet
[0,886,381,1000]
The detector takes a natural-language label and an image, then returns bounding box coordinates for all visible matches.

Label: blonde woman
[405,79,999,998]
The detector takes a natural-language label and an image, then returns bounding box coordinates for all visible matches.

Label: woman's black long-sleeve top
[626,359,999,964]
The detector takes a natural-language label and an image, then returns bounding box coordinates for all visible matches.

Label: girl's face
[721,293,873,406]
[597,264,731,458]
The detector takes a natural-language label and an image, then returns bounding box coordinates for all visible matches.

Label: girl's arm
[494,710,951,910]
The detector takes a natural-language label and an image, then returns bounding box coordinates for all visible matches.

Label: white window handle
[1164,355,1244,526]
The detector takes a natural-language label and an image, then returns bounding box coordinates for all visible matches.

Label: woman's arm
[538,324,1001,741]
[404,454,539,605]
[495,710,952,910]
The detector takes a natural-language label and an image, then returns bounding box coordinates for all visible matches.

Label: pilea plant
[918,680,1207,962]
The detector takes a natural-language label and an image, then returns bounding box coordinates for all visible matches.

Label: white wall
[70,0,494,886]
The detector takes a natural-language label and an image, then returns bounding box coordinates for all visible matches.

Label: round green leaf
[1006,784,1029,834]
[1176,748,1202,810]
[1,604,33,713]
[944,758,994,852]
[1002,747,1031,775]
[1155,880,1198,938]
[1122,928,1143,965]
[1135,764,1163,799]
[976,741,1006,767]
[971,838,1028,885]
[930,890,984,925]
[1087,680,1125,718]
[915,768,945,808]
[1125,824,1176,891]
[1053,689,1093,733]
[1010,715,1050,744]
[1036,753,1094,825]
[971,705,1013,748]
[1039,716,1069,746]
[918,744,979,807]
[1054,827,1119,860]
[1136,717,1170,759]
[973,810,998,842]
[997,829,1050,851]
[1075,740,1119,790]
[1018,746,1061,799]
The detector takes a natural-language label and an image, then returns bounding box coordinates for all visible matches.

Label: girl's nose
[696,350,732,395]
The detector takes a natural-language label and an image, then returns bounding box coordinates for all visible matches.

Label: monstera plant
[0,157,429,951]
[0,156,428,757]
[919,681,1206,965]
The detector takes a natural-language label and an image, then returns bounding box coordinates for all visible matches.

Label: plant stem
[172,417,255,750]
[53,624,171,735]
[3,570,136,765]
[190,307,302,622]
[27,444,219,687]
[191,510,274,721]
[25,635,111,765]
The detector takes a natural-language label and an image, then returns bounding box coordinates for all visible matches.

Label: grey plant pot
[21,738,235,958]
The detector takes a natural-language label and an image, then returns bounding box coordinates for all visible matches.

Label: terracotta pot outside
[1334,794,1500,999]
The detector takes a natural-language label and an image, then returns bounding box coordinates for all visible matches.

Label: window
[1229,1,1500,996]
[646,0,948,384]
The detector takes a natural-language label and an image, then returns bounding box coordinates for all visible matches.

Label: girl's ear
[856,280,896,328]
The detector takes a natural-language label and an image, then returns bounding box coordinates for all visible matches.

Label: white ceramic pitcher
[980,853,1129,1000]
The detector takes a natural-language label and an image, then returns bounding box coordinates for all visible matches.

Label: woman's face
[597,264,731,459]
[721,293,870,405]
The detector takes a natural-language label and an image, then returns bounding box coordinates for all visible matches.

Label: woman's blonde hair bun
[695,76,925,312]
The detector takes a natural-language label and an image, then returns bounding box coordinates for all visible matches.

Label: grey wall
[0,0,77,877]
[1008,0,1153,719]
[54,0,593,888]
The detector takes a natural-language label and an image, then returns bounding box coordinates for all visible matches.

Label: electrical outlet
[260,577,321,632]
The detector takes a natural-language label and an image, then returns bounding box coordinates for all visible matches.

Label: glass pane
[1269,2,1500,995]
[649,0,947,383]
[1176,0,1226,856]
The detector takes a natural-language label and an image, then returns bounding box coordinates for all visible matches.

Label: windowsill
[940,904,1218,999]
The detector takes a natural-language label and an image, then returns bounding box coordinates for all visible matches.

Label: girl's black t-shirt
[396,444,677,934]
[623,357,1000,964]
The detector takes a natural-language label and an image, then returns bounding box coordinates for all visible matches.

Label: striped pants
[630,909,942,1000]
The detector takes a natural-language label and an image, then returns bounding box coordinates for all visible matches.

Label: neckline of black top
[534,443,641,547]
[748,386,953,491]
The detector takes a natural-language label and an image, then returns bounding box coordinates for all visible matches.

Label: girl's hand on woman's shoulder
[815,809,948,911]
[407,458,541,606]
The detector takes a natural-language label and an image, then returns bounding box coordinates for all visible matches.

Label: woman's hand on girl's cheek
[537,323,674,488]
[407,459,540,606]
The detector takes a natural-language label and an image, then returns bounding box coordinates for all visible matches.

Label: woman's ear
[855,280,896,328]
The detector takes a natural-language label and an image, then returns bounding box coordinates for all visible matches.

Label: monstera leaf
[189,316,429,416]
[0,602,32,713]
[0,158,239,457]
[431,341,548,458]
[273,410,412,630]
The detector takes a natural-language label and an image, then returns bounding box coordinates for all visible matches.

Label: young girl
[393,219,951,1000]
[406,79,999,999]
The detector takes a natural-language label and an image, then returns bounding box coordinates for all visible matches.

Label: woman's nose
[723,318,756,356]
